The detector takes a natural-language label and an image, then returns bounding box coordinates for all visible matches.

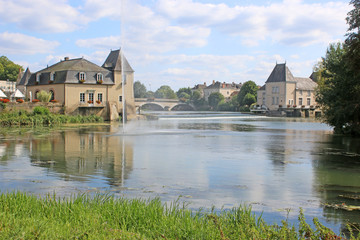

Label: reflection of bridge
[135,98,195,111]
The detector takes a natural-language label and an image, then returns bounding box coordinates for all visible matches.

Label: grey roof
[102,49,134,72]
[259,85,266,91]
[265,63,295,83]
[295,77,317,90]
[26,58,114,86]
[18,67,31,86]
[265,63,317,90]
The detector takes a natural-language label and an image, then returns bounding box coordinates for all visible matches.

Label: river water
[0,112,359,234]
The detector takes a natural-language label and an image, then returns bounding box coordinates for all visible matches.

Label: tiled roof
[265,63,295,83]
[295,77,317,90]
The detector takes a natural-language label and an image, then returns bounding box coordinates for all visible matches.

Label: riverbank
[0,192,354,239]
[0,106,103,127]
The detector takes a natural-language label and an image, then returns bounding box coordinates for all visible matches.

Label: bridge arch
[171,103,196,111]
[139,103,165,111]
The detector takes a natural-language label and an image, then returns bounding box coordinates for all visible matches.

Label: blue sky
[0,0,351,91]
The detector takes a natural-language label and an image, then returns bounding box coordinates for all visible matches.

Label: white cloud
[0,0,83,33]
[0,32,59,55]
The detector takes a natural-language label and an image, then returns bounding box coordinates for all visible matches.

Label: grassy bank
[0,192,355,239]
[0,106,103,127]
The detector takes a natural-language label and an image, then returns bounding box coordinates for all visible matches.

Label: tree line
[314,0,360,136]
[134,80,258,111]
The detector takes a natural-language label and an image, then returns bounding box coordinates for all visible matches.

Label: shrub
[32,99,40,103]
[16,99,24,103]
[37,90,52,102]
[96,100,101,104]
[33,106,50,115]
[1,99,10,103]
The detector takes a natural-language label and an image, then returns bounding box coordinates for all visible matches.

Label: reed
[0,192,354,240]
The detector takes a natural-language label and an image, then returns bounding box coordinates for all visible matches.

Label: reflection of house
[257,63,317,111]
[203,80,242,101]
[17,49,135,120]
[29,127,133,185]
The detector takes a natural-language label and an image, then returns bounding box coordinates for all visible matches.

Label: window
[276,97,279,105]
[80,93,85,103]
[307,90,311,96]
[96,73,103,82]
[79,72,86,81]
[50,72,55,81]
[307,98,311,106]
[262,97,265,104]
[35,90,39,99]
[299,98,303,106]
[300,90,303,95]
[272,86,279,94]
[289,99,294,105]
[272,97,275,105]
[88,93,94,103]
[36,74,40,83]
[119,96,122,102]
[97,93,103,103]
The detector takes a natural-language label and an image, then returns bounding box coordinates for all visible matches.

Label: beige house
[17,49,135,121]
[257,63,317,111]
[203,80,242,101]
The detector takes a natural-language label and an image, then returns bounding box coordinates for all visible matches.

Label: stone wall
[1,102,64,114]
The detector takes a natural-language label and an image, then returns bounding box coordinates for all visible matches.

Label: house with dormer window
[17,49,135,121]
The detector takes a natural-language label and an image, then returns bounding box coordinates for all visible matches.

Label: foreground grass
[0,193,356,239]
[0,107,103,127]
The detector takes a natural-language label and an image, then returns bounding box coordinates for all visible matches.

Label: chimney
[222,82,225,88]
[64,57,69,61]
[204,82,206,86]
[212,80,215,84]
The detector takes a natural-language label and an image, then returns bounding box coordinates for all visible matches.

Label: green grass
[0,192,357,239]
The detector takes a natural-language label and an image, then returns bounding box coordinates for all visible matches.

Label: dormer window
[96,73,103,83]
[79,72,86,82]
[36,73,41,83]
[50,72,55,81]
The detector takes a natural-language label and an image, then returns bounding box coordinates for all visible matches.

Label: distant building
[17,49,135,121]
[191,82,207,98]
[203,80,242,101]
[257,63,317,111]
[0,79,16,97]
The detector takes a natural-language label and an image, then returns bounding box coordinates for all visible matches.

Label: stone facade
[17,50,135,121]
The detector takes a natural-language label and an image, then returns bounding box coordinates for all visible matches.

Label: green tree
[176,87,192,98]
[316,42,360,135]
[0,56,24,81]
[145,91,155,99]
[243,93,256,106]
[237,81,257,106]
[133,81,147,98]
[178,92,190,102]
[191,90,201,102]
[315,1,360,136]
[208,92,224,110]
[37,90,52,102]
[154,85,177,99]
[344,0,360,75]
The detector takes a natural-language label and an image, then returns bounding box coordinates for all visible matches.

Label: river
[0,111,359,234]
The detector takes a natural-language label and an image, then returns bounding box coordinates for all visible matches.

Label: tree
[176,87,192,98]
[208,92,224,110]
[0,56,24,81]
[154,85,177,99]
[243,93,256,106]
[314,1,360,136]
[133,81,147,98]
[178,92,190,102]
[237,81,257,106]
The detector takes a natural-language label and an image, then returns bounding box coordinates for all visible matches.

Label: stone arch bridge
[135,98,195,111]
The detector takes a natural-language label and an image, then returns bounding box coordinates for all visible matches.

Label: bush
[37,90,52,102]
[33,106,50,115]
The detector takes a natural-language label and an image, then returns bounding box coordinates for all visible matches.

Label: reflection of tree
[312,134,360,234]
[28,126,133,186]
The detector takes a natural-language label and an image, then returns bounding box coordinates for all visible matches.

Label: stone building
[203,80,242,101]
[257,63,318,112]
[17,49,135,121]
